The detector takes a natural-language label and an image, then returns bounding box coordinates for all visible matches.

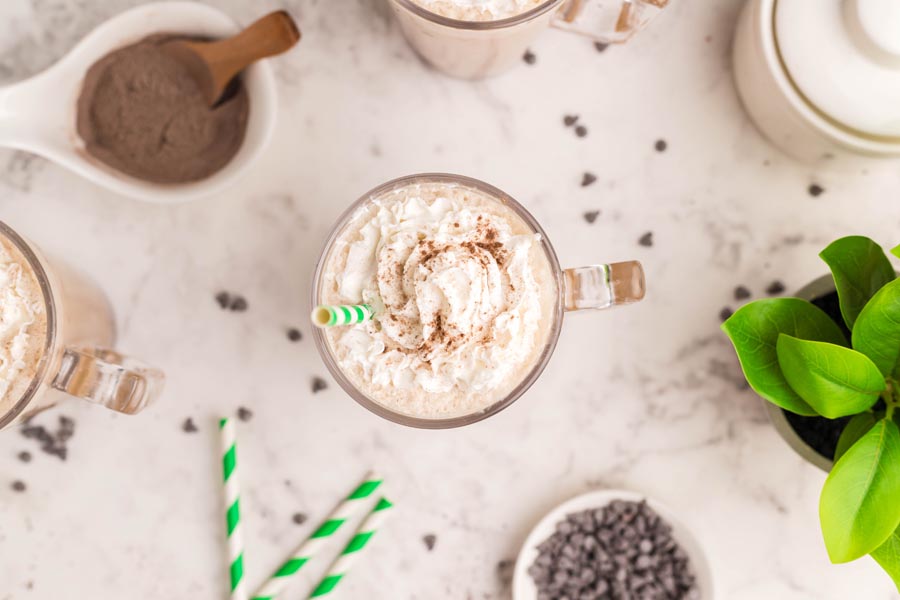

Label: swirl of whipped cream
[0,239,45,404]
[325,184,549,409]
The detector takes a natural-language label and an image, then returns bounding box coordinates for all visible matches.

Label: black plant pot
[763,274,852,473]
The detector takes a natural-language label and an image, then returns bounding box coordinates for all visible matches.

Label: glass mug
[0,221,164,431]
[387,0,669,79]
[311,173,645,429]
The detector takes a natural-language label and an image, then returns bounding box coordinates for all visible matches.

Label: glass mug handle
[563,261,645,311]
[51,347,164,415]
[552,0,669,43]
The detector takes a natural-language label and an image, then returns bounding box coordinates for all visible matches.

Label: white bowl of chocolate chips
[0,2,278,203]
[514,490,714,600]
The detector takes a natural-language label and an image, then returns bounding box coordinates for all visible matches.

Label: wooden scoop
[164,11,300,106]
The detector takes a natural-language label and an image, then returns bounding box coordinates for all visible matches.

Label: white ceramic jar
[733,0,900,164]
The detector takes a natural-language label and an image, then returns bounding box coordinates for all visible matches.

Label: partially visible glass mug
[387,0,668,79]
[0,221,164,431]
[311,173,645,429]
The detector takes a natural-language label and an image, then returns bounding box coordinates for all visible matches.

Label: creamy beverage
[0,222,163,432]
[319,181,557,420]
[389,0,666,79]
[0,235,47,415]
[409,0,547,20]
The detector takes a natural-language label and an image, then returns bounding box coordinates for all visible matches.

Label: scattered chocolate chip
[583,211,600,224]
[581,172,597,187]
[497,559,516,586]
[523,49,537,65]
[292,512,308,525]
[654,139,668,152]
[563,115,579,127]
[215,291,231,309]
[17,451,31,463]
[734,285,751,301]
[594,42,609,52]
[11,480,26,493]
[312,377,328,393]
[182,418,198,433]
[766,280,786,295]
[237,407,253,422]
[719,307,734,322]
[423,534,437,551]
[229,296,248,312]
[638,232,654,247]
[808,183,825,197]
[575,125,588,138]
[19,417,75,461]
[287,328,303,342]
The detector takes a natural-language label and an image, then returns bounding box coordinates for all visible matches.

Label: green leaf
[722,298,848,416]
[820,236,895,330]
[852,278,900,379]
[776,335,884,419]
[820,419,900,563]
[872,525,900,593]
[835,413,878,463]
[891,244,900,260]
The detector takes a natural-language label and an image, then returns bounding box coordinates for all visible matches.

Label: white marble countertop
[1,1,899,598]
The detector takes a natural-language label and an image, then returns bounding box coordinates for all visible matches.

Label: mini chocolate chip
[11,480,26,492]
[423,534,437,551]
[229,296,248,312]
[523,49,536,65]
[583,211,600,224]
[312,377,328,393]
[292,512,308,525]
[808,183,825,197]
[563,115,579,127]
[182,418,198,433]
[237,407,253,422]
[215,291,230,309]
[575,125,588,138]
[17,451,31,463]
[638,232,654,247]
[766,280,786,295]
[719,307,734,322]
[734,285,751,300]
[594,42,609,52]
[497,559,515,585]
[654,139,667,152]
[287,328,302,342]
[581,172,597,187]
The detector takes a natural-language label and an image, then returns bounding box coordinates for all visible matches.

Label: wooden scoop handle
[183,11,300,101]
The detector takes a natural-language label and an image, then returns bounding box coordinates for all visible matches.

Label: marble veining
[1,0,900,599]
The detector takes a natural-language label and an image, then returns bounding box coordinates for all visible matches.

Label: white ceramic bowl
[513,489,714,600]
[0,2,277,203]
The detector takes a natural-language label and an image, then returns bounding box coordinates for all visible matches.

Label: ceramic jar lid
[775,0,900,138]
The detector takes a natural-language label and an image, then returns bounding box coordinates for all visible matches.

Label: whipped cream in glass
[319,180,556,420]
[0,236,47,413]
[409,0,549,21]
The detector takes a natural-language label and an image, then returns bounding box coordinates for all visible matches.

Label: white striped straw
[220,418,247,600]
[307,497,394,598]
[251,472,384,600]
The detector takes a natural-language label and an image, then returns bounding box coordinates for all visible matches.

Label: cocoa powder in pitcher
[76,34,249,184]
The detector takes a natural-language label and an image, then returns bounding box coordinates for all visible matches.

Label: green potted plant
[722,236,900,590]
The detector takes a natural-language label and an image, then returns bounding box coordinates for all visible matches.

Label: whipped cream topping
[410,0,548,21]
[322,182,555,419]
[0,236,46,407]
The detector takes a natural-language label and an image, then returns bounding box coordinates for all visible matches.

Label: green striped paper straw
[312,304,374,328]
[308,497,394,598]
[220,418,247,600]
[251,472,384,600]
